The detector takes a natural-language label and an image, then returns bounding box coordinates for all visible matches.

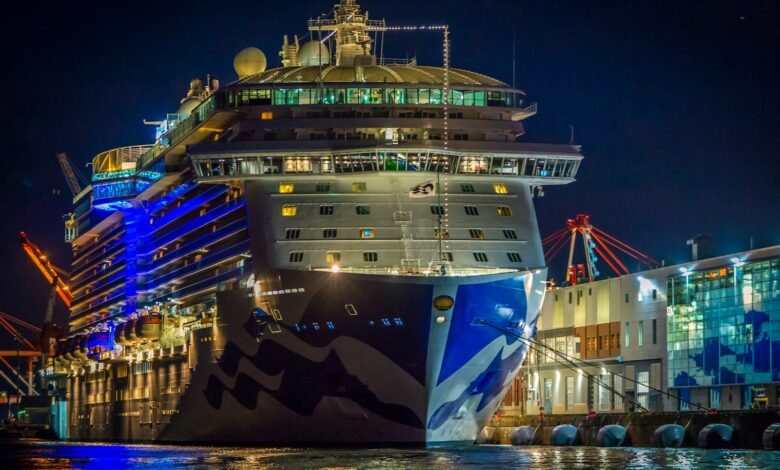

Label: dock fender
[510,425,536,445]
[762,423,780,450]
[475,426,498,444]
[596,424,626,447]
[698,423,734,449]
[653,424,686,448]
[550,424,578,446]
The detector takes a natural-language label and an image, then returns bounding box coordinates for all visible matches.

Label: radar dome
[233,47,267,78]
[299,41,330,66]
[177,97,202,114]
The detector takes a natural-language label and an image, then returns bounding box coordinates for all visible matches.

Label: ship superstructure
[49,0,583,444]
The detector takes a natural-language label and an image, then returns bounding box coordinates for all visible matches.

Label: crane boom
[19,231,71,308]
[56,152,87,197]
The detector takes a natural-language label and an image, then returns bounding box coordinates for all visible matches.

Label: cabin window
[363,252,378,262]
[278,183,294,193]
[289,251,304,263]
[430,205,445,215]
[464,206,479,216]
[460,183,475,193]
[493,183,508,194]
[281,204,297,217]
[507,252,522,263]
[497,206,512,216]
[319,205,334,215]
[469,229,484,239]
[323,229,338,239]
[352,182,367,192]
[356,205,371,215]
[285,228,300,239]
[360,229,375,239]
[326,252,341,264]
[316,182,330,192]
[502,229,518,239]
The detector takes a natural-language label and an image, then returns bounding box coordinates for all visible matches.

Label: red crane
[543,214,659,285]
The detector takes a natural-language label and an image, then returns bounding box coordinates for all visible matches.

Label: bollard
[762,423,780,450]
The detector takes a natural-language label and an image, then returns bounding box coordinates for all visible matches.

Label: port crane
[0,311,42,400]
[543,214,658,285]
[19,232,71,367]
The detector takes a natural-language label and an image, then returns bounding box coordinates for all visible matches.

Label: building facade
[500,245,780,415]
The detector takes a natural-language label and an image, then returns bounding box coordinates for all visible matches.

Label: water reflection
[2,442,780,469]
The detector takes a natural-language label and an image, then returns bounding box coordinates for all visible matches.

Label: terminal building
[500,244,780,415]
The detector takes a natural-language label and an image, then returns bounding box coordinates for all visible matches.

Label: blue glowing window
[368,320,375,326]
[381,318,391,327]
[393,317,404,326]
[293,324,301,332]
[312,322,321,331]
[326,321,335,330]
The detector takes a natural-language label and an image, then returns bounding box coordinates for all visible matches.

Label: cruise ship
[49,0,583,444]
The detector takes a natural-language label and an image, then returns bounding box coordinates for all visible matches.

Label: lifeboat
[136,313,162,341]
[124,318,139,344]
[72,335,88,360]
[114,323,128,346]
[86,331,114,359]
[62,337,77,361]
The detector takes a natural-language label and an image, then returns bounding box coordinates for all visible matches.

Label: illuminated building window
[356,205,371,215]
[289,251,304,263]
[285,228,300,239]
[323,229,338,239]
[316,182,331,192]
[326,252,341,264]
[507,252,522,263]
[352,182,367,193]
[440,252,454,262]
[281,204,297,217]
[363,252,378,262]
[434,228,449,239]
[493,183,508,194]
[261,111,273,120]
[279,182,294,193]
[469,229,484,239]
[464,206,479,216]
[319,205,334,215]
[503,229,518,239]
[473,252,488,263]
[497,206,512,217]
[460,183,475,193]
[360,229,375,239]
[430,205,445,215]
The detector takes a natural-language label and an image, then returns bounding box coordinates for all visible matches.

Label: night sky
[1,0,778,332]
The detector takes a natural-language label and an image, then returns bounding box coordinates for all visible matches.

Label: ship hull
[65,269,544,445]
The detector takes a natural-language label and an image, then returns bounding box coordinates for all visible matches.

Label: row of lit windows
[284,227,519,241]
[288,251,522,264]
[228,87,524,108]
[279,182,509,194]
[281,204,512,217]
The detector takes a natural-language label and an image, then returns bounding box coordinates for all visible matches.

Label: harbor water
[2,441,780,469]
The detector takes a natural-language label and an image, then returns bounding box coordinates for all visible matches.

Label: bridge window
[460,183,475,193]
[281,204,297,217]
[363,252,378,262]
[502,229,518,239]
[289,251,304,263]
[469,229,484,239]
[319,205,334,215]
[497,206,512,217]
[352,182,367,193]
[323,229,338,239]
[326,252,341,264]
[507,252,523,263]
[285,228,300,239]
[464,206,479,216]
[316,182,331,192]
[430,205,445,215]
[473,252,488,263]
[279,182,294,193]
[356,205,371,215]
[493,183,508,194]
